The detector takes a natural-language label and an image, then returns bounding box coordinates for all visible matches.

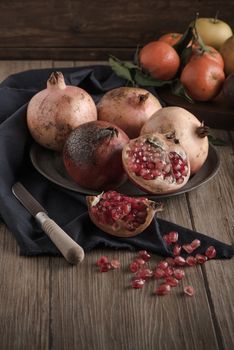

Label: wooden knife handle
[36,212,84,265]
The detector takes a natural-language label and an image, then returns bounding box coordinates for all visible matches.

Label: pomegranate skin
[97,87,162,139]
[141,106,209,174]
[27,72,97,151]
[87,191,163,237]
[122,133,190,195]
[63,121,129,191]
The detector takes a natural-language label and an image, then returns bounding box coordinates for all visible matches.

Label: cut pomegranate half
[87,190,163,237]
[122,133,190,194]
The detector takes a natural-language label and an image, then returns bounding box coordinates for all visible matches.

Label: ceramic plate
[30,143,220,198]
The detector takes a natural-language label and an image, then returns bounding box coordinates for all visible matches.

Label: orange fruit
[158,33,183,46]
[139,41,180,80]
[190,45,224,69]
[180,58,225,101]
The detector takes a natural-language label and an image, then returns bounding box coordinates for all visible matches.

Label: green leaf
[171,80,194,103]
[108,57,135,84]
[180,46,193,67]
[134,70,173,87]
[173,25,194,55]
[208,135,228,146]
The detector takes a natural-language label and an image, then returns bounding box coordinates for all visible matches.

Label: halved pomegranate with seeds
[86,190,163,237]
[122,133,190,194]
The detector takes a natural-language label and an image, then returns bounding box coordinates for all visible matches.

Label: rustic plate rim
[29,143,220,199]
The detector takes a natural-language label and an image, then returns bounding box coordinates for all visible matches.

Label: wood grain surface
[0,1,234,59]
[0,61,233,350]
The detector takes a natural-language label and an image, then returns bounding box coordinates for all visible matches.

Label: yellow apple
[195,17,233,50]
[220,35,234,75]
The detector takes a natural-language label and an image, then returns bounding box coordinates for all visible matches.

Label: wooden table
[0,61,233,350]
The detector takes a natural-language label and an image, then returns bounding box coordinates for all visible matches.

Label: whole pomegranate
[63,121,129,191]
[97,87,161,139]
[122,133,190,195]
[87,190,163,237]
[27,71,97,151]
[140,107,209,174]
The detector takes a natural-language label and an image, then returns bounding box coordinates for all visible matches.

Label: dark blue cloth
[0,65,233,258]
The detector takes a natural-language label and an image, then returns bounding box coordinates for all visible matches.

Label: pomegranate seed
[154,267,166,279]
[129,261,140,273]
[157,260,169,270]
[99,262,112,272]
[173,244,182,256]
[134,258,146,266]
[163,234,170,245]
[205,246,217,259]
[131,277,145,289]
[174,256,186,266]
[186,256,197,266]
[173,268,185,280]
[195,254,208,264]
[138,250,151,261]
[182,244,194,254]
[190,239,201,250]
[184,285,195,296]
[165,276,179,287]
[136,268,153,280]
[96,256,108,266]
[164,266,174,277]
[168,231,179,243]
[110,259,121,269]
[165,257,175,266]
[155,283,171,296]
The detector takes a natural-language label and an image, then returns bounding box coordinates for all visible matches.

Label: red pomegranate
[63,121,129,190]
[27,71,97,151]
[140,106,209,174]
[122,133,190,194]
[97,87,162,139]
[87,190,163,237]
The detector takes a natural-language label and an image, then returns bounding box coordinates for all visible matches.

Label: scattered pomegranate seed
[163,234,171,245]
[182,244,194,254]
[134,258,146,266]
[190,239,201,250]
[173,244,182,256]
[173,268,185,280]
[168,231,179,243]
[131,277,145,289]
[138,250,151,261]
[186,256,197,266]
[154,267,166,279]
[205,246,217,259]
[96,255,108,266]
[165,276,179,287]
[136,268,153,280]
[195,254,208,264]
[184,285,195,296]
[155,283,171,296]
[99,262,112,272]
[129,261,140,273]
[174,256,186,266]
[110,259,121,269]
[165,257,175,266]
[157,260,169,270]
[164,266,174,277]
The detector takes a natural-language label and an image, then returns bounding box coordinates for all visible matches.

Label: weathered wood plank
[0,0,234,59]
[187,130,234,350]
[0,60,53,350]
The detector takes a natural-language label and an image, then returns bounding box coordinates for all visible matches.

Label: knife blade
[12,182,84,265]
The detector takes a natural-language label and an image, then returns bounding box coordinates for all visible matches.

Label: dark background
[0,0,233,60]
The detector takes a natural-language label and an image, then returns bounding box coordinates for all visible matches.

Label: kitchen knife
[12,182,85,265]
